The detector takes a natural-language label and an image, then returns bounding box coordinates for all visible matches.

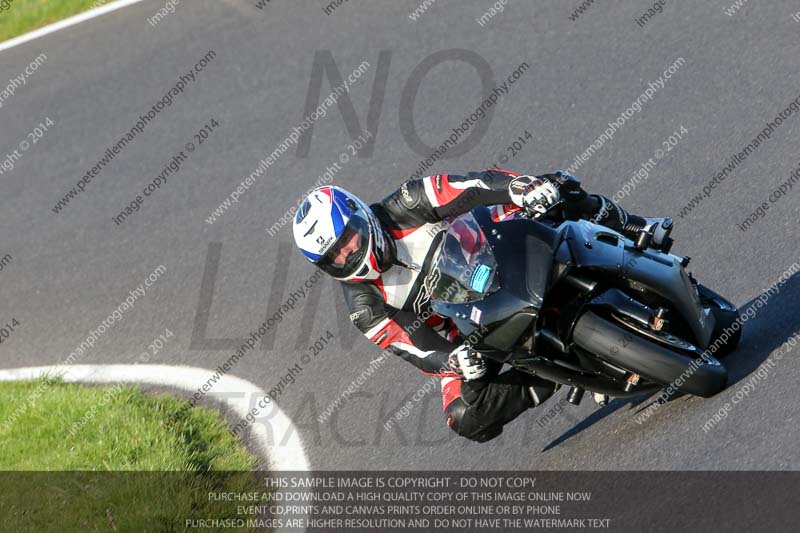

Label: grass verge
[0,378,262,531]
[0,0,112,43]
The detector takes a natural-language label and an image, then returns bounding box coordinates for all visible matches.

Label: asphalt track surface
[1,0,799,472]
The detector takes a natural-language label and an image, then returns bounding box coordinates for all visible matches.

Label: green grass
[0,0,112,42]
[0,379,263,532]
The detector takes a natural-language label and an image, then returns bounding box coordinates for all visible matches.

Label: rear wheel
[572,311,728,398]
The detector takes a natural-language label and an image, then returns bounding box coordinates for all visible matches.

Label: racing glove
[508,175,560,217]
[448,344,487,381]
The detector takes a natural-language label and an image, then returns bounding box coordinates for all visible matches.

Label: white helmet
[292,186,390,281]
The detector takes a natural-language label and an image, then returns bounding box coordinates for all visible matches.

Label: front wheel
[572,311,728,398]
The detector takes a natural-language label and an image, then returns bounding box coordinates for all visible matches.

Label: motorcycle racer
[292,169,673,442]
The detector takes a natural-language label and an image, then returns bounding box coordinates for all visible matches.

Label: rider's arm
[373,169,591,227]
[342,281,460,377]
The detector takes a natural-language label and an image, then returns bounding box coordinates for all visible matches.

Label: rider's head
[292,186,392,282]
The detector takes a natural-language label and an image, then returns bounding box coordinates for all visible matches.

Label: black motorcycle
[425,203,741,403]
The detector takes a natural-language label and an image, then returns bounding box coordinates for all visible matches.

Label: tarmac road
[1,0,799,471]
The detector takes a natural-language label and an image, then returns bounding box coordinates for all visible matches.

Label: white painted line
[0,0,148,54]
[0,364,309,471]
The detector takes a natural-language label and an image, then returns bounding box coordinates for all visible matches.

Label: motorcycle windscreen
[425,213,500,304]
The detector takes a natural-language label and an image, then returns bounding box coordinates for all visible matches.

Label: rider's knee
[444,398,503,443]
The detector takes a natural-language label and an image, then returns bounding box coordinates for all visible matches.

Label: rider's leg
[441,371,559,442]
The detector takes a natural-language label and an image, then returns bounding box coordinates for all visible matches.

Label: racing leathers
[342,169,655,442]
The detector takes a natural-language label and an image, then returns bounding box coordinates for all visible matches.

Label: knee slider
[444,398,503,442]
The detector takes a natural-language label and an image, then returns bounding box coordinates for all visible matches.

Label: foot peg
[528,381,561,406]
[624,373,641,393]
[592,392,609,406]
[649,307,668,331]
[567,386,584,405]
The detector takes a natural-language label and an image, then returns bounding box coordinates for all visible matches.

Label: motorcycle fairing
[558,220,716,348]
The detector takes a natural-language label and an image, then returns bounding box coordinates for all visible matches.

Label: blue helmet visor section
[315,207,371,279]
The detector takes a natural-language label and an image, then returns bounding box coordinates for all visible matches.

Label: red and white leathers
[342,169,649,442]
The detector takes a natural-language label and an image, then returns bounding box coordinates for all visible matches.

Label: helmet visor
[316,208,371,279]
